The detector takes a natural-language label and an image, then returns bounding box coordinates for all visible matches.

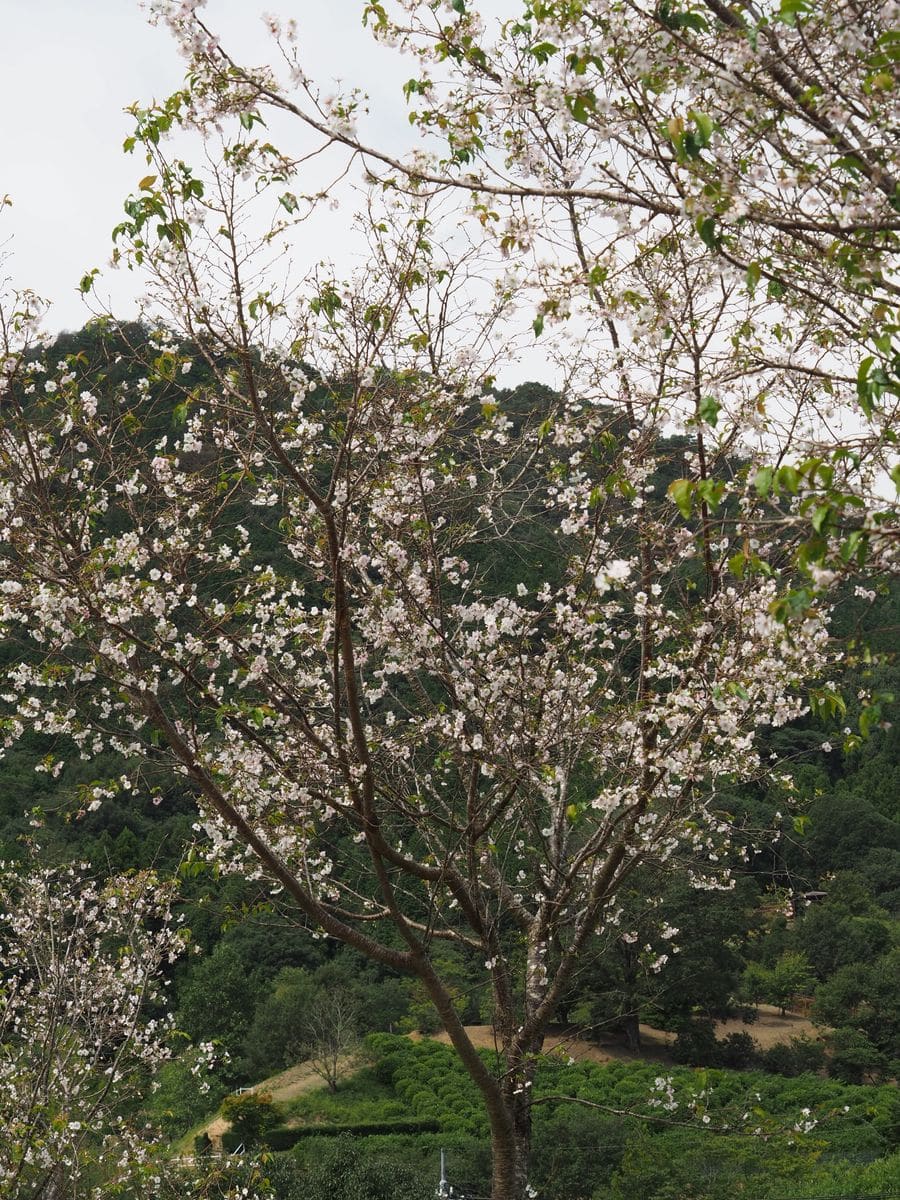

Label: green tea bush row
[363,1034,899,1155]
[262,1119,442,1151]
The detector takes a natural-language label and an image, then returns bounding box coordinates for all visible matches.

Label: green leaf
[776,464,800,494]
[696,215,718,250]
[745,261,761,295]
[810,504,832,534]
[566,90,597,124]
[698,394,720,427]
[728,551,746,578]
[777,0,812,24]
[753,466,774,498]
[310,285,343,319]
[657,1,709,32]
[767,278,785,300]
[840,529,867,565]
[680,12,708,31]
[689,109,713,148]
[868,70,895,90]
[697,478,725,510]
[532,312,545,338]
[668,478,695,518]
[239,111,265,130]
[811,687,846,720]
[530,41,558,64]
[856,355,875,419]
[833,154,864,177]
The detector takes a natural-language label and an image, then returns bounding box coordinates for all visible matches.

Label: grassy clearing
[280,1065,404,1127]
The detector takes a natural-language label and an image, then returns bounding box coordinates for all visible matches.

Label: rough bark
[490,1090,533,1200]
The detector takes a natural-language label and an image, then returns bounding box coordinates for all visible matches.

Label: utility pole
[437,1148,451,1198]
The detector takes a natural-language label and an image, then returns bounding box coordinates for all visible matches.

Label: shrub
[760,1036,826,1078]
[671,1019,721,1066]
[371,1050,402,1087]
[531,1108,631,1200]
[826,1028,888,1084]
[287,1135,432,1200]
[220,1090,279,1147]
[717,1032,760,1070]
[193,1132,212,1156]
[606,1126,818,1200]
[148,1048,227,1136]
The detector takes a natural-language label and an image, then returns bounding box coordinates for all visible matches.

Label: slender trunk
[618,938,642,1053]
[485,933,553,1197]
[622,1010,642,1053]
[35,1166,67,1200]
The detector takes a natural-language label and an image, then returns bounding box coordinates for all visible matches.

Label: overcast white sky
[0,1,433,332]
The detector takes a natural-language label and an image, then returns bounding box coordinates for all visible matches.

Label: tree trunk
[622,1009,642,1053]
[35,1167,68,1200]
[617,937,643,1054]
[489,1089,532,1200]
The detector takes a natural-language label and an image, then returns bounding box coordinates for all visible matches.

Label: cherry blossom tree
[0,860,183,1198]
[0,851,275,1198]
[0,255,875,1200]
[1,2,898,1196]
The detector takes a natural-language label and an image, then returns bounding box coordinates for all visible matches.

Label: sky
[0,1,422,332]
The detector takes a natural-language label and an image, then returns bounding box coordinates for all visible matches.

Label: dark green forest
[1,323,897,1199]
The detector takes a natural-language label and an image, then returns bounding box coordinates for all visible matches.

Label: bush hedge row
[221,1118,442,1154]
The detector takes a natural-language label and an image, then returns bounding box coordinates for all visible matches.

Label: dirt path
[429,1023,671,1065]
[430,1006,818,1064]
[715,1005,817,1048]
[203,1056,357,1148]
